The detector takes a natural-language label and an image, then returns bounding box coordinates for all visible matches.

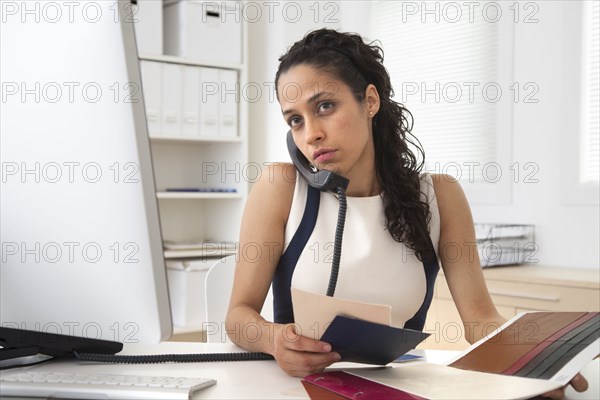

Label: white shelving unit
[137,17,248,259]
[133,0,249,335]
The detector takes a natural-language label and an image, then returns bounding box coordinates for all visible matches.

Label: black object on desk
[0,327,123,361]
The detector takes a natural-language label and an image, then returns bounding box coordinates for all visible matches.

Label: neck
[344,143,381,197]
[344,165,381,197]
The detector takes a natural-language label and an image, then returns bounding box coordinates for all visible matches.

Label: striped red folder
[449,311,599,379]
[302,371,425,400]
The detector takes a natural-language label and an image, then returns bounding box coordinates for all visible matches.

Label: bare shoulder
[429,173,467,205]
[255,163,297,188]
[252,162,297,198]
[245,163,297,224]
[429,174,472,232]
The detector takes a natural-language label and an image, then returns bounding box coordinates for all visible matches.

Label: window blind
[582,0,599,183]
[369,2,504,182]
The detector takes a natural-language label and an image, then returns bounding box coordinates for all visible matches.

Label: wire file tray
[474,223,536,268]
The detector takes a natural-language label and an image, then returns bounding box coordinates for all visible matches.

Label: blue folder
[320,315,430,365]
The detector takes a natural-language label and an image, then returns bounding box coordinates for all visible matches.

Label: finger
[570,374,589,392]
[294,335,333,353]
[281,345,339,367]
[280,326,332,353]
[539,372,590,399]
[281,350,341,377]
[541,387,565,399]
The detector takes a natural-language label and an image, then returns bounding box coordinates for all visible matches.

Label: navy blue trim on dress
[272,183,440,331]
[272,185,321,323]
[403,247,439,331]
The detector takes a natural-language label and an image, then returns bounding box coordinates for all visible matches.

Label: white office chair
[204,255,273,343]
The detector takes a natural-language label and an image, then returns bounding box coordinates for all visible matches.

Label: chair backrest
[204,255,273,343]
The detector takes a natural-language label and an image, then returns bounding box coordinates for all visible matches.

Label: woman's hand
[542,373,589,399]
[272,323,341,377]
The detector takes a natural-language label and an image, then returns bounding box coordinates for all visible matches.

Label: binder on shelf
[219,69,238,138]
[141,62,240,140]
[199,67,220,137]
[161,63,183,136]
[181,65,201,137]
[139,60,162,136]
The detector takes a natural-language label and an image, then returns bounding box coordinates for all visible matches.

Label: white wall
[247,1,599,270]
[469,2,599,269]
[247,1,342,166]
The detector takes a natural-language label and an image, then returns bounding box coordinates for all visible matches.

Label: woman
[225,28,587,398]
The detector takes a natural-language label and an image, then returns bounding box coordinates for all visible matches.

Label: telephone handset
[287,130,348,298]
[286,130,349,193]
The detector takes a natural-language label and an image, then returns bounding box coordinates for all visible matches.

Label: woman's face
[277,64,379,183]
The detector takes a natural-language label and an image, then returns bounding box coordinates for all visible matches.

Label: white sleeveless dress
[283,173,441,328]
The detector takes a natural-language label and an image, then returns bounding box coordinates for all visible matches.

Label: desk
[423,265,600,350]
[2,342,598,399]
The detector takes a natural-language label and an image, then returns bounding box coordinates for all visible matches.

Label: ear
[364,84,380,117]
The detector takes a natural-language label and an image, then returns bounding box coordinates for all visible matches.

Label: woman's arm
[431,174,505,343]
[225,163,339,377]
[431,174,588,399]
[226,163,292,349]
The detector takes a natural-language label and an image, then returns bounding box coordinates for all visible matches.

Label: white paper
[350,363,562,400]
[444,312,524,366]
[549,339,600,385]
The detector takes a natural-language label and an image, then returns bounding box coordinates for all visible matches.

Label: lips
[313,149,336,163]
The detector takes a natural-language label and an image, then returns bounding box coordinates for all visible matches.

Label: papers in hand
[291,288,392,340]
[291,288,429,365]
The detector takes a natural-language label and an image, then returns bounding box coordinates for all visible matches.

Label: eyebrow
[281,90,335,117]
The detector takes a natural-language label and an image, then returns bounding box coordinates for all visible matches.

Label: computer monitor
[0,0,172,344]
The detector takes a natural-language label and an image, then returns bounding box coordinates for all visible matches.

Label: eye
[318,101,334,113]
[288,116,303,128]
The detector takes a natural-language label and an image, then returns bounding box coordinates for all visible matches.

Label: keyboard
[0,371,216,399]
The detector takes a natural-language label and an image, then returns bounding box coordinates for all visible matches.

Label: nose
[303,117,324,145]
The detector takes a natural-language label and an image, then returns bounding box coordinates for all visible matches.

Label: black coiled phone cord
[326,186,347,297]
[73,350,274,364]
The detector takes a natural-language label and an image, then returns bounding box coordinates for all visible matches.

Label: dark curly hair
[275,28,433,262]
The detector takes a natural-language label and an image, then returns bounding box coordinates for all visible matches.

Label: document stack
[163,240,237,259]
